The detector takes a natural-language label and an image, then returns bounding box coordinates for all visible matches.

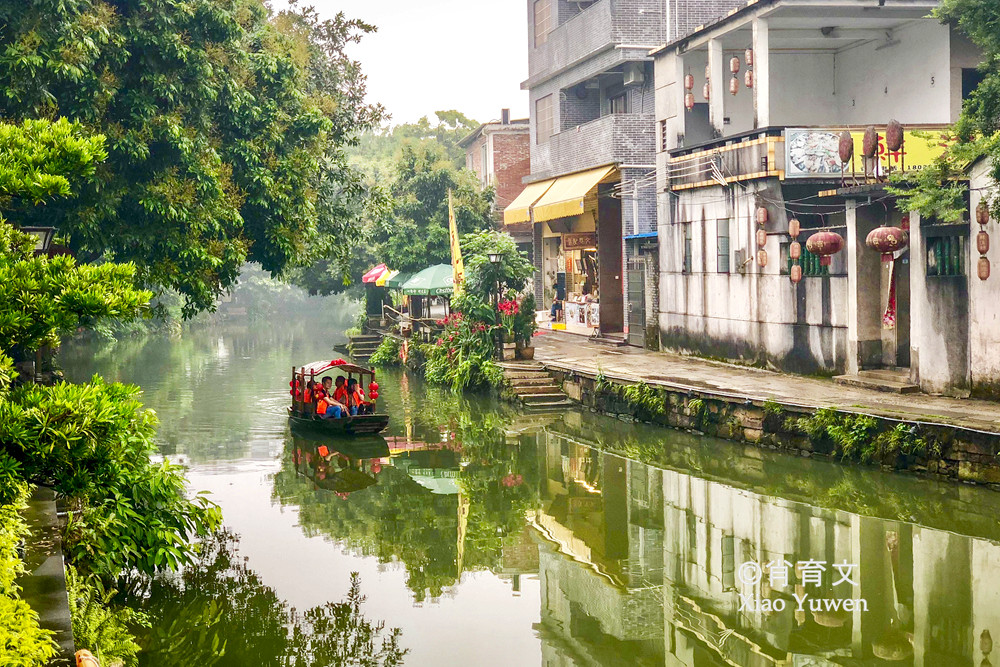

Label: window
[963,68,986,102]
[781,242,830,276]
[659,119,668,152]
[533,0,551,48]
[926,235,966,277]
[609,93,629,115]
[717,219,730,273]
[682,223,692,274]
[480,142,489,186]
[536,95,554,144]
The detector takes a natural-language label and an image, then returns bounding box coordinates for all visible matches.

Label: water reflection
[60,323,1000,666]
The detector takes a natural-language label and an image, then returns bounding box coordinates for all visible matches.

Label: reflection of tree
[133,530,405,666]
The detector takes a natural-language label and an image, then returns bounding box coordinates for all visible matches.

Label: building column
[708,39,725,136]
[908,212,924,384]
[533,220,544,305]
[846,200,882,374]
[752,18,770,129]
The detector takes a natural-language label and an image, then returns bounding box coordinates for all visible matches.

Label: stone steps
[833,370,919,394]
[500,362,573,410]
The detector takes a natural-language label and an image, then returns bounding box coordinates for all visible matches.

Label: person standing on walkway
[550,280,565,321]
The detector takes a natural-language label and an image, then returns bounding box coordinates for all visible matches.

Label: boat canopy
[299,359,375,377]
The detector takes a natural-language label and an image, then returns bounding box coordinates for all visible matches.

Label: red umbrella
[362,263,388,283]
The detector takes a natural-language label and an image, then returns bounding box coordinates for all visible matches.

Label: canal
[60,319,1000,666]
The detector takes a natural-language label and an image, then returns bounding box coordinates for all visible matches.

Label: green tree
[0,0,383,315]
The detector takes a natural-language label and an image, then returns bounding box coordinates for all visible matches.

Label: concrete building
[652,0,988,395]
[459,109,532,249]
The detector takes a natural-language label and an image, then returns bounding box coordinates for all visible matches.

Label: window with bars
[682,223,693,274]
[535,95,554,144]
[717,219,730,273]
[659,119,667,152]
[533,0,551,48]
[926,235,966,276]
[781,242,830,276]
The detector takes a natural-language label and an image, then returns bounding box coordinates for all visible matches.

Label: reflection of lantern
[684,92,695,111]
[684,73,694,90]
[756,206,768,225]
[730,56,741,74]
[865,226,909,262]
[978,230,990,255]
[729,76,739,95]
[703,81,710,100]
[862,126,878,159]
[756,228,767,247]
[757,249,768,268]
[788,218,800,239]
[806,231,845,266]
[979,256,991,281]
[977,201,991,226]
[790,263,803,283]
[744,69,754,88]
[838,130,854,164]
[790,241,801,260]
[745,48,754,67]
[886,119,903,152]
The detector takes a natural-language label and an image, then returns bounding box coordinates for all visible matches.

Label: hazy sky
[275,0,530,127]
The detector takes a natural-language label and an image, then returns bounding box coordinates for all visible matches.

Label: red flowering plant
[497,297,519,340]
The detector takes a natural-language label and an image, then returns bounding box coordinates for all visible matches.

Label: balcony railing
[531,112,656,180]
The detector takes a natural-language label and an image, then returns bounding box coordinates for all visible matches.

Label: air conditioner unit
[624,62,645,87]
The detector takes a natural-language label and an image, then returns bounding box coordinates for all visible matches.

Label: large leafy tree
[0,0,383,315]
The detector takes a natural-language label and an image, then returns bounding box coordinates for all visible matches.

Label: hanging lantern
[977,200,991,226]
[788,218,800,239]
[730,56,741,74]
[745,48,754,67]
[684,73,695,90]
[705,64,711,79]
[755,206,769,225]
[886,119,904,152]
[744,69,754,89]
[790,241,802,260]
[978,230,990,255]
[684,92,695,111]
[757,249,768,268]
[806,231,845,266]
[838,130,854,165]
[865,226,909,262]
[979,256,991,281]
[369,390,379,400]
[862,126,879,159]
[901,213,910,231]
[730,76,739,95]
[790,263,803,284]
[703,81,710,101]
[756,228,768,248]
[369,381,379,392]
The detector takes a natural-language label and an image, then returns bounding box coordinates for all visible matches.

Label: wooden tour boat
[288,359,389,435]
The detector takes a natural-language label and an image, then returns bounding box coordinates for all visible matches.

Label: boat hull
[287,410,389,436]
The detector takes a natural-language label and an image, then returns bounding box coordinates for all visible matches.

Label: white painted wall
[770,52,838,126]
[969,159,1000,395]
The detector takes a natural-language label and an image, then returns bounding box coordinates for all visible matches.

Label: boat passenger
[332,376,348,404]
[314,377,346,419]
[346,378,371,415]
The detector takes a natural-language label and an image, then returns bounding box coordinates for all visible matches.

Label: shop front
[504,164,623,336]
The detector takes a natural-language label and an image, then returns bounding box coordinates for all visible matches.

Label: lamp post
[20,226,56,255]
[488,252,505,359]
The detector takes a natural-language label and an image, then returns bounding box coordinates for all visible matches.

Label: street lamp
[488,252,506,359]
[20,226,56,254]
[487,252,504,265]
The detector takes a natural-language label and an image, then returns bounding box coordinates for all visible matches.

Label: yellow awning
[532,165,617,223]
[503,179,555,225]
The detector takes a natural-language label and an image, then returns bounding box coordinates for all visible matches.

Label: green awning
[384,271,411,289]
[400,264,454,296]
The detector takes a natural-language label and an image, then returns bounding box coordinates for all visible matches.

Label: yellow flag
[448,189,465,295]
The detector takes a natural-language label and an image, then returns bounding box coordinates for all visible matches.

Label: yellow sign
[785,128,949,179]
[448,190,464,296]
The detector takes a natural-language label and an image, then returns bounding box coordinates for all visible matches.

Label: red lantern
[730,56,741,74]
[806,231,844,266]
[886,119,903,152]
[745,48,754,67]
[369,391,379,400]
[369,382,379,392]
[744,69,754,89]
[684,92,695,111]
[757,249,768,268]
[756,228,767,247]
[978,230,990,255]
[755,206,768,225]
[865,226,909,262]
[729,76,739,95]
[789,241,801,260]
[703,82,710,101]
[862,126,878,159]
[977,200,991,226]
[790,263,803,283]
[684,73,694,90]
[788,218,800,239]
[838,130,854,164]
[979,256,991,281]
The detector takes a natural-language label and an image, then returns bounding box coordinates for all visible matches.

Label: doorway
[627,258,645,347]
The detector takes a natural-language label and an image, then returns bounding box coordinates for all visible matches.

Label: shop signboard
[563,232,598,251]
[784,128,948,179]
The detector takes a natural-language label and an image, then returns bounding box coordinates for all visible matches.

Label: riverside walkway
[533,330,1000,435]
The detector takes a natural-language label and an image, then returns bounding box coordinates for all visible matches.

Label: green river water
[59,318,1000,667]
